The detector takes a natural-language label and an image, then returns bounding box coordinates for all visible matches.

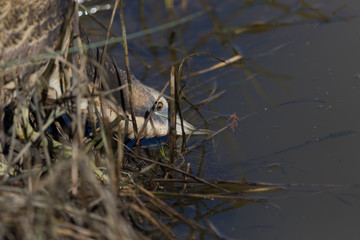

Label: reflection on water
[81,0,360,239]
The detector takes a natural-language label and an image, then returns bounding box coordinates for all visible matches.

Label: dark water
[81,0,360,239]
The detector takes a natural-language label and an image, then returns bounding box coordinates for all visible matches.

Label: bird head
[122,80,207,139]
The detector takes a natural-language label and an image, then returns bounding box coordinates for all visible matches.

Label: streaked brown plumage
[0,0,73,105]
[0,0,202,139]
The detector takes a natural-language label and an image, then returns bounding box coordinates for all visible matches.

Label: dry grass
[0,1,296,239]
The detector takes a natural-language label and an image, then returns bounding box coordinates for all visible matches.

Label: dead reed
[0,1,288,239]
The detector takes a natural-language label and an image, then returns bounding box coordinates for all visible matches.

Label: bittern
[0,0,204,142]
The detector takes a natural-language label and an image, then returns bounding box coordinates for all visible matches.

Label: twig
[183,112,254,154]
[184,55,243,79]
[124,148,230,193]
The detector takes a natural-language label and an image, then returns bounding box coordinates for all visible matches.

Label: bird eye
[156,101,164,111]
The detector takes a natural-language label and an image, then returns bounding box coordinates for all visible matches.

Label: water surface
[82,0,360,239]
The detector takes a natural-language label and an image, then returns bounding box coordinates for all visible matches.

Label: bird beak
[175,115,212,136]
[154,112,212,136]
